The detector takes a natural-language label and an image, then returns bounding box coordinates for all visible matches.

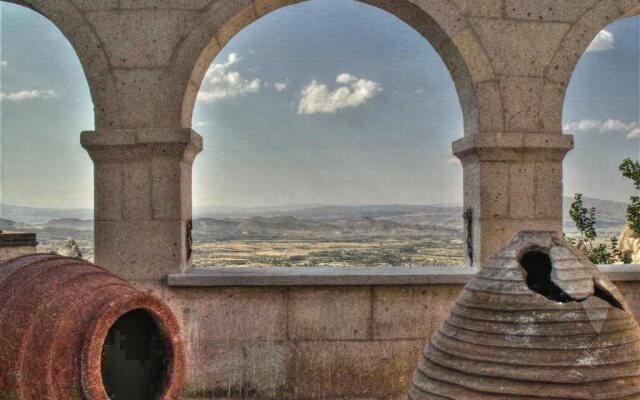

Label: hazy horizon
[0,194,631,215]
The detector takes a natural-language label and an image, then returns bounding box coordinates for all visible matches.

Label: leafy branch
[567,158,639,264]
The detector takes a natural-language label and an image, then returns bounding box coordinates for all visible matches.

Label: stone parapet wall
[132,275,640,399]
[0,232,38,263]
[136,282,461,399]
[0,245,36,264]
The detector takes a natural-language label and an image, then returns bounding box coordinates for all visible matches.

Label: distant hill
[43,218,93,230]
[0,203,92,225]
[562,196,628,232]
[0,197,630,236]
[192,214,459,239]
[0,218,32,231]
[196,204,464,231]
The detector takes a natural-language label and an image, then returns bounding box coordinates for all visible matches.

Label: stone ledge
[0,232,38,247]
[167,265,640,287]
[81,128,202,146]
[452,132,574,161]
[168,266,476,287]
[597,264,640,281]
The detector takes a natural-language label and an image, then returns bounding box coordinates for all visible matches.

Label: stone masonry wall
[131,280,640,399]
[139,282,465,399]
[0,245,36,264]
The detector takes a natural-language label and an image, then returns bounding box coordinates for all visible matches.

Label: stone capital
[453,132,574,163]
[81,128,203,164]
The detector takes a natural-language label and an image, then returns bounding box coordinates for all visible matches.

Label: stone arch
[174,0,497,137]
[3,0,118,128]
[541,0,640,133]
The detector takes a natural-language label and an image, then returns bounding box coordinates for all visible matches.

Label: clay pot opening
[519,250,573,303]
[100,308,172,400]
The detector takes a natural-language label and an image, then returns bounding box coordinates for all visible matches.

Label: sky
[0,0,638,211]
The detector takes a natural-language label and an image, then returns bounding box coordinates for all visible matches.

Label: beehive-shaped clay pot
[0,254,185,400]
[408,231,640,399]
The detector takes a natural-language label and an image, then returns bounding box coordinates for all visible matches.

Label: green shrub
[567,158,640,264]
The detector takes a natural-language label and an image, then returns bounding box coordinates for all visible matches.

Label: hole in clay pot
[593,280,625,310]
[101,309,171,400]
[520,250,574,303]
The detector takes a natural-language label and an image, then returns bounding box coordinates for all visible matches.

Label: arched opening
[101,309,172,400]
[0,2,94,260]
[189,0,465,267]
[562,15,640,264]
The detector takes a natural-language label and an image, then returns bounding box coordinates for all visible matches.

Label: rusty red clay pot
[0,254,185,400]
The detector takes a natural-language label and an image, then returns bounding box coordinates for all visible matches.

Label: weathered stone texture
[0,245,36,263]
[475,81,504,132]
[289,287,371,340]
[509,163,536,219]
[480,161,509,218]
[170,287,288,342]
[619,0,640,15]
[119,0,213,9]
[138,283,462,399]
[294,340,421,399]
[373,285,458,339]
[71,0,118,10]
[506,0,600,21]
[95,219,186,279]
[449,0,503,17]
[535,162,564,220]
[500,76,544,132]
[471,19,570,76]
[253,0,305,17]
[85,10,197,68]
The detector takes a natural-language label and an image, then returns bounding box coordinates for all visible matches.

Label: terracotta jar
[409,231,640,399]
[0,254,185,400]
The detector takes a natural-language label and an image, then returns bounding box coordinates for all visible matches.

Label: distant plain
[0,197,627,267]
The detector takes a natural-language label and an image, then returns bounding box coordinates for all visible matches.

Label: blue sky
[0,0,638,210]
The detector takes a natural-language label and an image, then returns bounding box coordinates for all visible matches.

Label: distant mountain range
[0,218,93,231]
[193,215,460,238]
[0,196,631,235]
[0,203,93,225]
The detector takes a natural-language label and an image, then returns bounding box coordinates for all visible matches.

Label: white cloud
[297,73,383,115]
[193,120,212,128]
[273,80,290,92]
[586,29,615,52]
[0,89,57,101]
[564,119,639,139]
[627,127,640,139]
[0,61,7,67]
[336,73,358,84]
[197,53,261,102]
[564,120,601,131]
[446,157,460,165]
[601,119,637,132]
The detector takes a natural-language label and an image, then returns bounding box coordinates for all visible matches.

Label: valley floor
[191,236,465,267]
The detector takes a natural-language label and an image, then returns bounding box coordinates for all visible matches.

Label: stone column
[453,132,574,268]
[81,128,202,281]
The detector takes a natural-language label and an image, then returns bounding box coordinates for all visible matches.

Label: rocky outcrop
[57,238,83,259]
[618,224,640,264]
